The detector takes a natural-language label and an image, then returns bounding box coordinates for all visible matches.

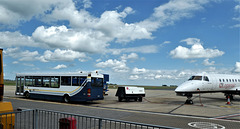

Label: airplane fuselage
[175,73,240,96]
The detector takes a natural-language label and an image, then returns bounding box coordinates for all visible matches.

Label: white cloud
[4,47,39,61]
[53,64,67,70]
[32,25,110,53]
[132,67,148,74]
[203,59,215,66]
[137,0,212,32]
[0,0,217,55]
[95,59,129,73]
[121,53,139,61]
[129,75,140,80]
[0,0,70,26]
[109,45,158,55]
[170,38,224,59]
[231,0,240,28]
[82,0,92,9]
[234,62,240,73]
[180,38,201,45]
[39,49,88,62]
[12,61,19,64]
[0,31,40,48]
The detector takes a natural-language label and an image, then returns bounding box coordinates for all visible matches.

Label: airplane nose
[175,86,183,92]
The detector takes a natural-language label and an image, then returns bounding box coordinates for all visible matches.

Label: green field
[108,84,177,90]
[4,80,16,86]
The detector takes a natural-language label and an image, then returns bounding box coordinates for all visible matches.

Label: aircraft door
[202,76,212,91]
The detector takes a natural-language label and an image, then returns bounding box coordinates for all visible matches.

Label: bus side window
[33,76,42,87]
[25,76,33,86]
[91,78,103,87]
[72,76,79,86]
[61,76,71,86]
[51,76,60,88]
[80,77,87,85]
[43,77,50,87]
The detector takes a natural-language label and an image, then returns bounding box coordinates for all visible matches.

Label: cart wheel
[118,97,122,102]
[139,97,142,102]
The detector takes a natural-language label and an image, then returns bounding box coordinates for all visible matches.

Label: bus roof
[16,72,104,78]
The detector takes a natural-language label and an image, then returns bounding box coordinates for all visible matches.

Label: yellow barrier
[0,102,15,129]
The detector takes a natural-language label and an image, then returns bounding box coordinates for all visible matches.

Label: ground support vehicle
[115,86,145,102]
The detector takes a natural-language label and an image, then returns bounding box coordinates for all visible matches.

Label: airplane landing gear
[185,94,193,104]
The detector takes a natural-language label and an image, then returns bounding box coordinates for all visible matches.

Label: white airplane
[175,73,240,104]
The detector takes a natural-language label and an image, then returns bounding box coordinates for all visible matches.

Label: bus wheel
[25,92,30,99]
[139,97,142,102]
[63,95,70,103]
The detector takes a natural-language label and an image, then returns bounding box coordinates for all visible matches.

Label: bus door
[16,77,24,94]
[90,77,104,98]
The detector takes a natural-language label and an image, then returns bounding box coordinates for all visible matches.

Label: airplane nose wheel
[185,95,193,104]
[185,99,193,104]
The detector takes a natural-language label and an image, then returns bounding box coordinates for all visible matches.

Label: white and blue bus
[15,72,109,102]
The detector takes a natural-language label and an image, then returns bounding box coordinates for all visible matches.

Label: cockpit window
[204,76,209,81]
[188,76,202,81]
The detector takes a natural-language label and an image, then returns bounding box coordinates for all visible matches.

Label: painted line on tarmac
[5,96,240,123]
[214,113,240,119]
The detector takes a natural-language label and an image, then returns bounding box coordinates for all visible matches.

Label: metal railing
[0,109,178,129]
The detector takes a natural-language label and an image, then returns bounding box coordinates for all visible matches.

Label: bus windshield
[188,76,202,81]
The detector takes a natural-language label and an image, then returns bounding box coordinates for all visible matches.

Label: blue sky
[0,0,239,86]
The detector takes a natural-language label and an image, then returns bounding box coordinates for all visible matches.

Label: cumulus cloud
[234,62,240,73]
[203,59,215,66]
[95,59,129,73]
[121,53,139,61]
[132,67,148,74]
[129,75,140,80]
[170,38,224,59]
[32,25,110,53]
[4,47,39,61]
[0,31,40,48]
[39,49,88,62]
[53,64,67,70]
[0,0,70,26]
[109,45,158,55]
[1,0,216,48]
[137,0,211,32]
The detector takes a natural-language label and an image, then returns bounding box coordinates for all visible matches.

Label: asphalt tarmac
[3,86,240,128]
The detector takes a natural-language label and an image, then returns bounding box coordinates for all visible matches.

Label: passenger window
[25,76,33,86]
[232,79,234,82]
[51,76,60,88]
[72,76,80,86]
[229,79,231,82]
[238,79,240,82]
[33,76,42,87]
[219,79,221,82]
[61,76,71,86]
[223,79,225,82]
[226,79,228,82]
[43,77,50,87]
[235,79,237,82]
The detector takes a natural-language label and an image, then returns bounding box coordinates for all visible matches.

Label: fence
[0,109,178,129]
